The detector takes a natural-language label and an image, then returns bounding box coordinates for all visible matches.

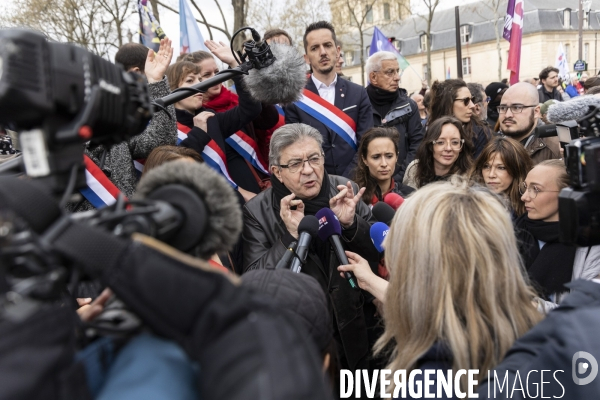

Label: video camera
[539,105,600,246]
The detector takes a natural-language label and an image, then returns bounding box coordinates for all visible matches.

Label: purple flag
[503,0,515,41]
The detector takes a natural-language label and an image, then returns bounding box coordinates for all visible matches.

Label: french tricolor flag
[504,0,524,85]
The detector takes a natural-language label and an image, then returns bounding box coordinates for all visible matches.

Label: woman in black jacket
[166,40,263,203]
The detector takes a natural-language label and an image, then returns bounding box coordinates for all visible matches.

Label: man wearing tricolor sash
[69,38,177,211]
[285,21,373,179]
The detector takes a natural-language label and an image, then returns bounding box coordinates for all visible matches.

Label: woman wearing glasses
[403,116,473,189]
[516,160,600,308]
[428,79,492,158]
[469,136,533,218]
[354,127,415,206]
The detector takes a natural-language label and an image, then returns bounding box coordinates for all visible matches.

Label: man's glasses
[518,182,560,199]
[454,97,475,106]
[378,69,400,78]
[431,139,464,150]
[497,104,537,114]
[279,154,324,173]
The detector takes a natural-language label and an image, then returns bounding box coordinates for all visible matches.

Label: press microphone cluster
[289,216,319,273]
[370,222,389,253]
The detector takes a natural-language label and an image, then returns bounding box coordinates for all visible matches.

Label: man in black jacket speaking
[365,51,424,182]
[242,123,380,372]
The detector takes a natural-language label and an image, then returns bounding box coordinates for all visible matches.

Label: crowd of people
[4,19,600,400]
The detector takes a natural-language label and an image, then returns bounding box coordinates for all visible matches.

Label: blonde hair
[535,159,569,190]
[376,177,542,391]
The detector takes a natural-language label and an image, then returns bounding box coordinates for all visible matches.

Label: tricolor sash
[176,122,238,189]
[275,104,285,125]
[79,155,124,208]
[294,89,357,150]
[133,159,145,179]
[225,131,270,175]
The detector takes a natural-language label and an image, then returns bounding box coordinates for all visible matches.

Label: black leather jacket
[242,175,380,369]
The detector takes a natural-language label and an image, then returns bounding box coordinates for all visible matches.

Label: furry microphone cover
[134,160,242,259]
[547,95,600,123]
[243,43,307,105]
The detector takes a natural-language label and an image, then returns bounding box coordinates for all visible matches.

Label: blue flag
[137,0,165,52]
[179,0,209,54]
[369,27,410,69]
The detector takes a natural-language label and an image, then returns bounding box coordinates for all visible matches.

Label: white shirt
[311,74,338,105]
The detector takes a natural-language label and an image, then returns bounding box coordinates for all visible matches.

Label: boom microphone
[546,95,600,123]
[134,160,242,258]
[289,216,320,273]
[383,193,404,210]
[315,208,358,290]
[370,222,389,253]
[372,202,396,225]
[243,43,307,105]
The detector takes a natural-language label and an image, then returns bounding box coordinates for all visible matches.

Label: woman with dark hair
[429,79,492,158]
[470,136,533,217]
[403,116,473,189]
[166,41,263,203]
[354,127,415,206]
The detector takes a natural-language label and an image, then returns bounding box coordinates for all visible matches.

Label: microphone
[134,160,242,258]
[372,202,396,225]
[383,193,404,210]
[289,216,319,273]
[370,222,389,253]
[275,241,298,270]
[242,43,307,105]
[546,95,600,123]
[314,208,358,290]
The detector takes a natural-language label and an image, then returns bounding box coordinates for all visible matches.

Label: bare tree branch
[156,0,231,39]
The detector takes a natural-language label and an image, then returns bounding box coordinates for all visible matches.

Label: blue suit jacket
[284,76,373,178]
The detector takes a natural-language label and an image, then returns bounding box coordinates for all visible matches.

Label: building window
[460,25,471,44]
[584,43,590,61]
[345,51,354,66]
[420,34,428,52]
[366,5,373,23]
[392,39,401,52]
[423,64,429,81]
[584,11,590,28]
[384,3,390,20]
[462,57,471,75]
[563,9,571,28]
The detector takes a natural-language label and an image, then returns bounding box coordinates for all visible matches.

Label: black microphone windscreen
[134,160,242,259]
[298,215,319,237]
[372,202,396,225]
[0,177,61,234]
[243,43,306,105]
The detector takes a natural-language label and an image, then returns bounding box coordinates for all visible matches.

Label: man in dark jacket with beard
[242,123,380,373]
[365,51,424,182]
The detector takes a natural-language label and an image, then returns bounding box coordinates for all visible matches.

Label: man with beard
[498,82,561,164]
[285,21,373,179]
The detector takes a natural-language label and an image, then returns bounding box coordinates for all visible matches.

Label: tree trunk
[359,30,365,86]
[232,0,247,51]
[149,0,160,22]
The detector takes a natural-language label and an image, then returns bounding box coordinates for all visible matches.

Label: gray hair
[366,51,397,76]
[467,82,485,105]
[269,123,323,167]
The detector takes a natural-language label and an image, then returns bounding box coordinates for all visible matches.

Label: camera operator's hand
[205,40,239,68]
[77,288,112,322]
[193,111,215,132]
[145,37,174,84]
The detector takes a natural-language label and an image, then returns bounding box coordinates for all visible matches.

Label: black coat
[538,86,563,103]
[242,174,380,370]
[179,75,262,193]
[284,77,374,179]
[370,89,425,183]
[478,280,600,399]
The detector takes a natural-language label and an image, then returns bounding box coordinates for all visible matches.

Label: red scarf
[203,86,239,112]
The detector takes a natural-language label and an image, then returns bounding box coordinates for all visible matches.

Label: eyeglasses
[497,104,537,114]
[279,154,324,173]
[431,139,464,150]
[454,97,476,106]
[518,182,560,199]
[378,69,400,77]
